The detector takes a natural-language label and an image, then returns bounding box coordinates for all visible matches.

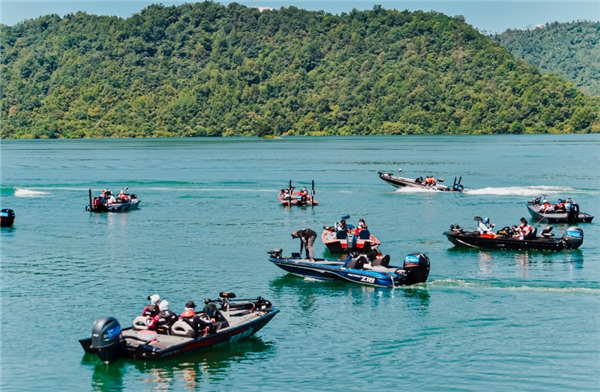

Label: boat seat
[525,228,537,240]
[372,254,390,267]
[358,230,371,239]
[132,316,149,330]
[345,255,367,270]
[336,231,347,239]
[171,321,196,338]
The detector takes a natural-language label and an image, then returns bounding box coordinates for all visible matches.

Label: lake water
[1,135,599,391]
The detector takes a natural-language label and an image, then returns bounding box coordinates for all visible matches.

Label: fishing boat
[526,196,594,223]
[86,187,141,212]
[444,220,584,251]
[378,169,464,192]
[267,249,430,288]
[278,180,318,206]
[322,215,380,253]
[79,292,278,362]
[1,209,15,227]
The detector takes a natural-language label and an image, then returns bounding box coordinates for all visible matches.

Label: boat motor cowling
[91,316,123,362]
[402,253,430,284]
[563,227,584,250]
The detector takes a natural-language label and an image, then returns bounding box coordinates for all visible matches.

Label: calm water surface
[1,135,599,391]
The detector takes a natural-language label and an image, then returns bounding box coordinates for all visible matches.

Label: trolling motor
[452,176,464,192]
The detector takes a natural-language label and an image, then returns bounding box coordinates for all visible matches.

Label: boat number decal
[360,276,375,284]
[229,327,254,343]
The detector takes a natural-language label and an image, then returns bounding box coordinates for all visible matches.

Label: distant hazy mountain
[494,21,600,96]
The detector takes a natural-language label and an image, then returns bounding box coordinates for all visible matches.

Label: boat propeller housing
[563,227,584,249]
[91,316,123,362]
[402,253,430,284]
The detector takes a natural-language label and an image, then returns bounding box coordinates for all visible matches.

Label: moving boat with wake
[322,215,380,253]
[79,292,278,362]
[526,196,593,223]
[378,169,464,192]
[267,249,430,288]
[278,180,318,206]
[444,217,584,251]
[86,187,141,212]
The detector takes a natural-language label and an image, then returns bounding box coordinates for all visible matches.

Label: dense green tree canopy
[1,2,599,138]
[494,21,600,97]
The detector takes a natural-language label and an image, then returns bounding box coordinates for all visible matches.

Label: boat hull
[80,309,278,361]
[526,203,593,223]
[444,231,580,251]
[278,192,318,206]
[378,172,463,192]
[268,255,429,287]
[87,199,141,213]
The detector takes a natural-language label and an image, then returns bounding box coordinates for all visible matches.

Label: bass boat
[322,215,380,253]
[267,249,430,288]
[278,180,318,206]
[79,292,278,362]
[1,209,15,227]
[379,169,464,192]
[526,196,593,223]
[86,187,141,212]
[444,221,584,251]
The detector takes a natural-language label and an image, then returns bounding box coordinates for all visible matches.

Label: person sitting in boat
[477,217,495,234]
[298,186,308,203]
[566,198,575,211]
[118,189,129,202]
[104,190,116,205]
[179,300,214,337]
[147,300,178,331]
[142,294,161,319]
[555,198,566,212]
[415,177,424,184]
[516,217,533,240]
[291,228,317,261]
[538,200,554,213]
[336,219,347,232]
[355,218,368,235]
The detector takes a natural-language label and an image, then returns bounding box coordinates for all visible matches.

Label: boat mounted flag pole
[88,189,93,211]
[311,180,315,207]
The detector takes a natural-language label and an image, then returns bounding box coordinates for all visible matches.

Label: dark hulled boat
[267,249,430,288]
[378,170,464,192]
[526,196,593,223]
[444,224,584,251]
[1,209,15,227]
[86,187,141,213]
[79,293,278,362]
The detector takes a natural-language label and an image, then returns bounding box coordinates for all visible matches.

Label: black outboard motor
[562,227,584,250]
[567,204,579,223]
[91,317,123,362]
[402,253,430,284]
[0,209,15,227]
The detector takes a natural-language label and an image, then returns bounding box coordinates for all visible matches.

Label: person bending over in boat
[538,200,555,213]
[516,217,533,240]
[477,217,495,235]
[291,228,317,261]
[555,199,566,212]
[142,294,161,319]
[147,300,178,331]
[180,300,214,337]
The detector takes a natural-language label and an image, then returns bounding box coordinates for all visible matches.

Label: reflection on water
[85,337,274,391]
[477,251,493,275]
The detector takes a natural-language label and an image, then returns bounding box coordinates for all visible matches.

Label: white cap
[159,300,169,311]
[543,200,548,203]
[149,294,160,303]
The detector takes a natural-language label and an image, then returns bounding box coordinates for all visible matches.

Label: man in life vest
[517,217,533,240]
[355,218,368,235]
[555,198,566,212]
[142,294,161,319]
[336,219,347,233]
[565,198,575,211]
[298,186,308,204]
[291,228,317,261]
[538,199,554,213]
[147,300,178,331]
[118,189,128,202]
[179,300,214,337]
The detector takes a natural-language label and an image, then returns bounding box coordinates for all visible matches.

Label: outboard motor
[91,317,123,362]
[0,209,15,227]
[562,227,584,250]
[346,232,357,250]
[567,204,579,223]
[402,253,430,284]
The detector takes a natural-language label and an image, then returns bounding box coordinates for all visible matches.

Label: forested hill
[1,3,599,139]
[494,21,600,97]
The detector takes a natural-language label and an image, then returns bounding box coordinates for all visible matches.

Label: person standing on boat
[291,228,317,261]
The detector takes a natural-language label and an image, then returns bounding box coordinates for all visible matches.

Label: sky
[1,0,599,33]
